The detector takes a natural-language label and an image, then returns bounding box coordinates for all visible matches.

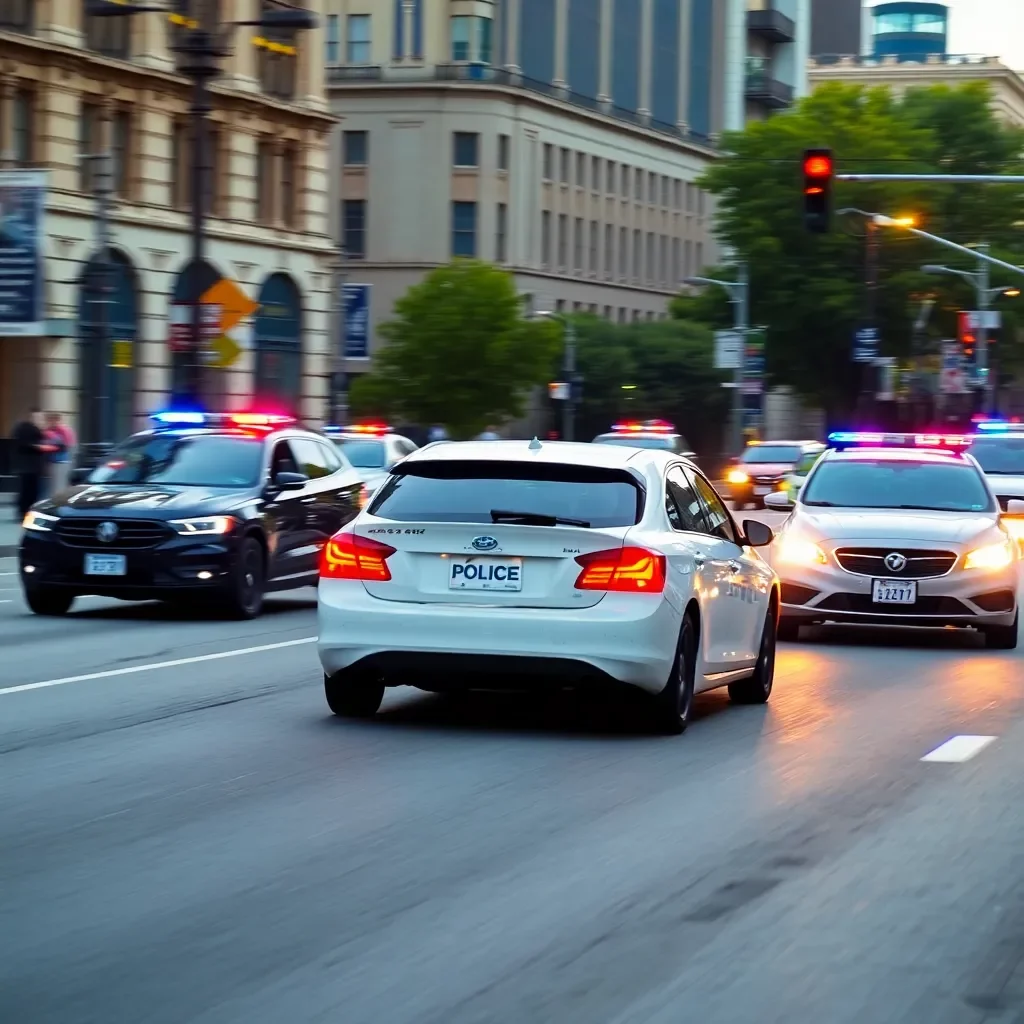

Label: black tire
[24,587,75,616]
[776,617,801,643]
[982,611,1018,650]
[651,613,698,735]
[224,537,265,619]
[324,669,385,718]
[729,606,777,705]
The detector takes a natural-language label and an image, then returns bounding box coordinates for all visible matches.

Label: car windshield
[338,439,387,469]
[966,435,1024,474]
[800,458,995,512]
[88,434,263,488]
[742,445,802,464]
[369,460,644,527]
[593,434,681,451]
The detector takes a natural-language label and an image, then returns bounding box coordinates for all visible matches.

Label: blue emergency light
[151,410,207,425]
[975,419,1024,433]
[827,430,971,451]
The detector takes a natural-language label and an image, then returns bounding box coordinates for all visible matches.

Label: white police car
[322,423,419,500]
[592,420,697,460]
[318,438,780,733]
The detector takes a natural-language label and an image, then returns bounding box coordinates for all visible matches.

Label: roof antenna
[528,436,542,450]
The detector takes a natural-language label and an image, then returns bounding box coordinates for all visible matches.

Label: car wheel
[729,606,777,705]
[652,613,698,735]
[24,587,75,616]
[982,611,1018,650]
[225,538,265,620]
[324,669,385,718]
[776,617,801,643]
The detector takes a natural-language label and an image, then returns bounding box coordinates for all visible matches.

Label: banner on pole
[343,283,371,358]
[0,169,47,336]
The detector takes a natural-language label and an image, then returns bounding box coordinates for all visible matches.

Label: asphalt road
[3,515,1024,1024]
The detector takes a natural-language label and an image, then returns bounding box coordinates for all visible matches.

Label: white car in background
[322,423,419,501]
[318,439,780,734]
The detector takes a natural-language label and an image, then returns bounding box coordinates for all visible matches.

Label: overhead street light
[84,0,318,406]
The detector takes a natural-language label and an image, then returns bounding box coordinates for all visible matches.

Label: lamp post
[684,265,748,455]
[534,302,578,441]
[84,1,318,407]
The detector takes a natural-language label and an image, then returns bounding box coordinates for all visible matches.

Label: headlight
[22,510,58,532]
[776,536,828,566]
[169,516,236,536]
[727,469,749,485]
[964,539,1015,571]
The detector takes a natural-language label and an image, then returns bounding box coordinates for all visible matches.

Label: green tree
[698,81,1024,414]
[348,260,561,437]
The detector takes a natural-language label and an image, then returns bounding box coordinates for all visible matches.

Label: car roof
[403,438,667,469]
[824,447,970,465]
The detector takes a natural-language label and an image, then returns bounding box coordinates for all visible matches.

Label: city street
[2,511,1024,1023]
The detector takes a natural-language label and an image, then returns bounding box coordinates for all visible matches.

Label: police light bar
[611,419,674,434]
[150,411,295,429]
[974,418,1024,433]
[827,430,971,450]
[341,422,391,434]
[151,411,207,425]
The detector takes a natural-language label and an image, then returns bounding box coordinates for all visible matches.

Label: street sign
[853,326,878,363]
[548,381,570,401]
[343,284,371,358]
[209,334,242,369]
[714,330,742,370]
[964,310,1001,331]
[109,339,132,368]
[741,329,765,395]
[939,341,969,394]
[202,278,258,334]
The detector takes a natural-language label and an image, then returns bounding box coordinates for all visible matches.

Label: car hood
[740,463,793,477]
[793,507,1000,545]
[38,483,253,516]
[985,474,1024,501]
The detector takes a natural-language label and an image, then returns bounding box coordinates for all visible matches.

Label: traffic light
[959,311,976,361]
[802,148,833,233]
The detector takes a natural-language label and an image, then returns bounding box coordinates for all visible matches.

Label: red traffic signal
[959,311,976,360]
[802,148,833,233]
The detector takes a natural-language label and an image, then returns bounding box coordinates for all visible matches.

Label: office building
[0,0,334,446]
[810,0,862,57]
[870,1,947,61]
[739,0,811,126]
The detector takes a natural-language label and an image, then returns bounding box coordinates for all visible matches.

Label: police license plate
[448,556,523,591]
[871,579,917,604]
[84,553,127,576]
[754,486,770,495]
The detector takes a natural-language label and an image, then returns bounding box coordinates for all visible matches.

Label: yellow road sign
[201,279,258,335]
[109,339,132,368]
[209,334,242,369]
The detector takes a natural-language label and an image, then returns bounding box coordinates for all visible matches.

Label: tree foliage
[698,81,1024,413]
[349,260,561,437]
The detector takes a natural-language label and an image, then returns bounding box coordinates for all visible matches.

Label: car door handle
[693,553,706,567]
[729,561,742,573]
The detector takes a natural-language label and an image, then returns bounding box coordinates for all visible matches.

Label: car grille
[781,583,818,606]
[816,594,971,615]
[55,518,171,549]
[753,475,780,484]
[834,547,957,579]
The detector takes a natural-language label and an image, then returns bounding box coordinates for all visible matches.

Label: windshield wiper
[490,509,591,527]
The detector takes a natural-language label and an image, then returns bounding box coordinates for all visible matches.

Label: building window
[496,203,507,263]
[632,229,641,281]
[559,148,569,184]
[79,102,98,190]
[659,235,667,286]
[0,0,32,32]
[634,171,643,202]
[541,210,551,267]
[83,0,130,58]
[588,220,598,274]
[343,130,367,166]
[347,13,371,63]
[591,156,601,192]
[573,217,583,271]
[170,119,189,208]
[170,0,220,70]
[543,143,553,180]
[604,224,612,278]
[110,108,132,198]
[606,161,615,194]
[497,134,509,172]
[620,167,629,199]
[557,214,567,268]
[343,199,366,258]
[661,178,669,208]
[575,152,585,188]
[205,123,222,217]
[12,88,35,167]
[696,241,704,271]
[648,173,657,204]
[684,239,693,278]
[326,13,339,63]
[281,144,298,227]
[672,238,680,285]
[618,226,627,277]
[452,201,477,257]
[674,179,682,210]
[453,132,478,168]
[646,233,654,283]
[257,0,298,100]
[257,139,275,220]
[450,15,492,63]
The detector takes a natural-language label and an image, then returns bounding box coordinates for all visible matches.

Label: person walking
[44,411,76,494]
[11,408,51,520]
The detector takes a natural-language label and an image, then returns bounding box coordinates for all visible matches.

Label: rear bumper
[317,580,680,693]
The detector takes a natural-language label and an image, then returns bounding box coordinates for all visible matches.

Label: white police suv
[317,438,780,733]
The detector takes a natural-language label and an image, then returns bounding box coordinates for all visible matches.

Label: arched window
[253,273,303,413]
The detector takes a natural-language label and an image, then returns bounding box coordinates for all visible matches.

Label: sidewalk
[1,493,18,556]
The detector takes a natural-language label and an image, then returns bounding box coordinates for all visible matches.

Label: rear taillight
[320,533,395,581]
[574,546,667,593]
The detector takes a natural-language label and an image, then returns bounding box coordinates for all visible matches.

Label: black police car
[19,412,364,618]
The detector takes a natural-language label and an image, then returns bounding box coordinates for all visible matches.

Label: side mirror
[273,471,308,491]
[763,491,792,510]
[69,467,91,485]
[742,519,774,547]
[1003,498,1024,514]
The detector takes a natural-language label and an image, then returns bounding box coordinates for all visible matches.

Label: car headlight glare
[169,516,235,536]
[776,537,828,566]
[727,469,749,485]
[22,510,58,532]
[964,539,1015,572]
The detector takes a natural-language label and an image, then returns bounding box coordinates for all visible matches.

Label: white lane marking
[921,735,997,763]
[0,636,318,697]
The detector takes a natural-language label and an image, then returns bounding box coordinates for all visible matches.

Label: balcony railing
[811,52,998,68]
[745,65,795,109]
[747,6,796,44]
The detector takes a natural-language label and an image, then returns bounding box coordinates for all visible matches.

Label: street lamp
[84,1,318,407]
[683,265,748,454]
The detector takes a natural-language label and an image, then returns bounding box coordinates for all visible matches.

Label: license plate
[84,553,127,576]
[754,486,770,495]
[448,556,523,592]
[871,579,917,604]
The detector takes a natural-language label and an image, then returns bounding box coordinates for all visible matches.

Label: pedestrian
[45,411,76,494]
[11,408,52,520]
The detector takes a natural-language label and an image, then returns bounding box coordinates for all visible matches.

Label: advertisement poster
[343,283,371,359]
[0,169,46,336]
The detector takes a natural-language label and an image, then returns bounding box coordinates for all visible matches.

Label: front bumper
[777,558,1019,628]
[729,477,785,504]
[317,580,681,693]
[19,529,242,599]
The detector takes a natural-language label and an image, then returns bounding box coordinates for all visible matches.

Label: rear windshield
[800,459,995,512]
[966,435,1024,475]
[593,434,685,452]
[368,460,644,527]
[742,445,802,464]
